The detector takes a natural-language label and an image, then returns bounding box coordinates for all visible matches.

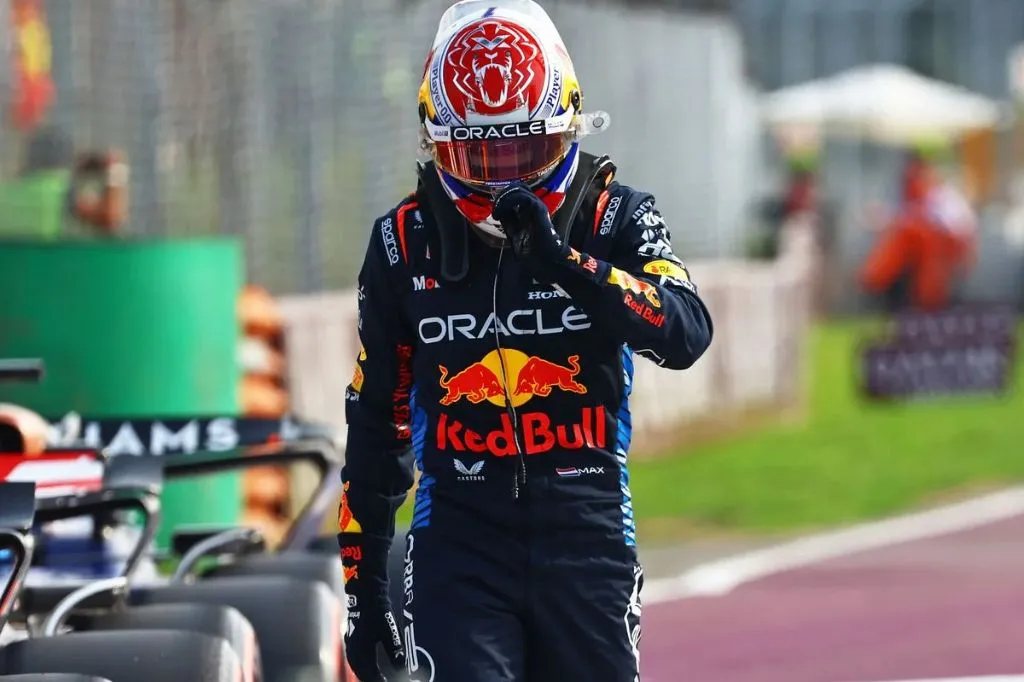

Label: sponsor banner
[888,304,1016,347]
[861,338,1015,399]
[862,305,1018,400]
[43,416,315,456]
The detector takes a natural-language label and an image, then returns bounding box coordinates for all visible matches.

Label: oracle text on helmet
[451,120,546,141]
[418,307,591,344]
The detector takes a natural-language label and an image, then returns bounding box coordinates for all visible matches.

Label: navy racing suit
[339,179,713,681]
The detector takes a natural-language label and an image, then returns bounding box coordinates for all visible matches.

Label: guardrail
[278,220,817,456]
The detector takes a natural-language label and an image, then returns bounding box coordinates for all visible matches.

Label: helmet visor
[433,131,573,186]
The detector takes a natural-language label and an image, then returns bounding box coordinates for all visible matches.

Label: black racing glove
[339,534,405,682]
[492,183,570,263]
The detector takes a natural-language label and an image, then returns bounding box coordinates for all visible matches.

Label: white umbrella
[760,75,838,128]
[761,63,1006,146]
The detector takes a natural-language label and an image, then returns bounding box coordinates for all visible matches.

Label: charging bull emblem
[513,355,586,397]
[338,481,362,533]
[436,350,604,456]
[607,267,661,308]
[438,362,505,406]
[438,349,587,408]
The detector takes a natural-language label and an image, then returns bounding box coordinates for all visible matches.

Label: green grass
[397,321,1024,539]
[629,321,1024,538]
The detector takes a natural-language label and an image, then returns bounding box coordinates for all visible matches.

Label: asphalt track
[642,516,1024,682]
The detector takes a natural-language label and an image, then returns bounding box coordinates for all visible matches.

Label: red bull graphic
[439,349,587,408]
[351,364,364,393]
[607,267,661,308]
[437,407,605,456]
[514,354,586,397]
[436,349,604,455]
[607,267,666,328]
[340,544,362,583]
[339,481,363,584]
[338,481,362,533]
[438,361,504,405]
[564,247,600,273]
[623,294,665,328]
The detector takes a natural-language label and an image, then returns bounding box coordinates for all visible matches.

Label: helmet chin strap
[469,221,507,248]
[469,212,508,242]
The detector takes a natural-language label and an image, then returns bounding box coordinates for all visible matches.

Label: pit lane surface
[642,516,1024,682]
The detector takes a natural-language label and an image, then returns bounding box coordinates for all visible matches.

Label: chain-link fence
[0,0,762,295]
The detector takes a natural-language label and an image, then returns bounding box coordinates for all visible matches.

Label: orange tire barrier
[240,375,289,418]
[238,285,291,543]
[239,285,285,340]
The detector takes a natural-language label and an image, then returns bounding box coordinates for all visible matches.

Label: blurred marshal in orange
[10,0,55,131]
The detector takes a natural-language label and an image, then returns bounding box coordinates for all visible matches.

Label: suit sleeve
[538,194,714,369]
[339,217,416,588]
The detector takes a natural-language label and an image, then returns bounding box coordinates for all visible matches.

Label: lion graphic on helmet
[444,19,545,116]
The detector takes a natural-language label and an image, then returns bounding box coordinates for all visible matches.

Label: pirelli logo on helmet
[451,119,546,141]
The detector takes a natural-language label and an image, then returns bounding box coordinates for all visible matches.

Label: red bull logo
[437,407,606,456]
[607,267,661,308]
[607,267,666,327]
[439,349,586,407]
[437,350,605,455]
[340,545,362,584]
[338,481,362,533]
[438,361,504,406]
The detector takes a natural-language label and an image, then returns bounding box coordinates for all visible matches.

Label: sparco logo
[451,120,545,141]
[599,195,622,236]
[381,217,399,265]
[413,275,441,291]
[418,308,590,344]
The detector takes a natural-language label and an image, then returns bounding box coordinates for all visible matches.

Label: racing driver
[339,1,714,680]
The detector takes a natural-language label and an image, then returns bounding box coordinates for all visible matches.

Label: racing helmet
[418,0,609,239]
